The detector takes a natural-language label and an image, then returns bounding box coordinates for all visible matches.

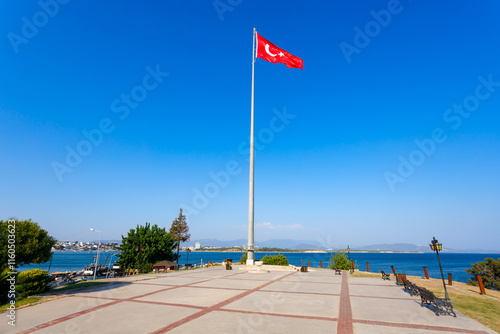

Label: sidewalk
[2,267,497,333]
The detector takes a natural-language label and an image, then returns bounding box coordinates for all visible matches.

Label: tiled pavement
[2,267,497,334]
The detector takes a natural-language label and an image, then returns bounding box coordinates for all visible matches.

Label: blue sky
[1,1,499,250]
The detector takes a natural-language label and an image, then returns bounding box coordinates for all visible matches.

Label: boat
[49,271,85,288]
[83,256,108,277]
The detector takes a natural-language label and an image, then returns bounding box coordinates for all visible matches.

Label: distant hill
[188,239,248,248]
[187,238,327,249]
[185,239,500,253]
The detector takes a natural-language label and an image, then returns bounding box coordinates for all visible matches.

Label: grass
[420,281,500,333]
[0,280,115,313]
[0,296,44,313]
[350,271,381,278]
[446,291,500,333]
[52,280,111,293]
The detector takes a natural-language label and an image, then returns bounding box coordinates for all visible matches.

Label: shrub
[17,269,50,298]
[240,252,262,264]
[328,251,358,270]
[0,267,13,304]
[240,252,247,264]
[466,258,500,291]
[261,254,289,266]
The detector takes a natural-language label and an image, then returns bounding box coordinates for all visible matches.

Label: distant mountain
[185,239,500,253]
[187,238,326,249]
[257,239,326,249]
[188,239,248,248]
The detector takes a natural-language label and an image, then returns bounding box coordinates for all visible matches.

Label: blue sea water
[19,251,499,284]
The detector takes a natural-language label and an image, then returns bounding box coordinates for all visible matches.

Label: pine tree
[169,208,190,269]
[117,223,177,272]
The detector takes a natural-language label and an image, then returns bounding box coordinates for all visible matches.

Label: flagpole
[247,27,256,265]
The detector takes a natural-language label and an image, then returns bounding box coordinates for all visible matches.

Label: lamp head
[429,237,442,252]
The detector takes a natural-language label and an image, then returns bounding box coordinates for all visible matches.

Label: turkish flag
[256,33,303,70]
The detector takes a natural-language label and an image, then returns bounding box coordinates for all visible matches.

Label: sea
[18,251,500,284]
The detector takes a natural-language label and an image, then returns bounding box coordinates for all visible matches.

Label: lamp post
[186,248,191,265]
[90,228,101,281]
[347,245,351,273]
[430,236,449,300]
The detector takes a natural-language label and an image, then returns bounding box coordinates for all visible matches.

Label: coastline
[193,250,424,254]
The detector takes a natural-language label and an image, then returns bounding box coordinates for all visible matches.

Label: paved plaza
[2,267,497,334]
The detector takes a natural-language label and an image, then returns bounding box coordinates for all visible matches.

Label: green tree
[0,219,57,271]
[169,208,190,269]
[328,251,358,270]
[240,252,248,264]
[117,223,177,273]
[466,258,500,291]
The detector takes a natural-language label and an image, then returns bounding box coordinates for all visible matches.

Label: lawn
[0,280,114,313]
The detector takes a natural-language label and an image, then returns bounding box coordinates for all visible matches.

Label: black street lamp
[430,236,450,300]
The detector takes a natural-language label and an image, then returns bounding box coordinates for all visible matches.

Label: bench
[334,267,341,275]
[402,278,419,296]
[417,287,456,317]
[381,270,390,280]
[184,264,193,269]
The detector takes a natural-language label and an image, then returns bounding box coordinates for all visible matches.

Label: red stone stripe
[280,280,340,285]
[350,294,416,301]
[124,299,206,310]
[151,271,297,333]
[260,289,340,297]
[337,271,353,334]
[67,291,206,310]
[353,319,489,334]
[349,283,400,287]
[220,308,338,322]
[17,300,121,334]
[18,272,231,333]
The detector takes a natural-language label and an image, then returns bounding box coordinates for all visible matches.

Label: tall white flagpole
[247,27,256,265]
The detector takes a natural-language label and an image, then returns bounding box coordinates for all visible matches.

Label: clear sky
[1,1,499,250]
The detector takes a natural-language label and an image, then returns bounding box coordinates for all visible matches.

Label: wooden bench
[381,270,390,280]
[402,278,419,296]
[417,287,456,317]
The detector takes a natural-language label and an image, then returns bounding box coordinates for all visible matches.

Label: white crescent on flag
[265,44,277,57]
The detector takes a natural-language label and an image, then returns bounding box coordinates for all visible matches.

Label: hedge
[261,254,289,266]
[17,269,50,298]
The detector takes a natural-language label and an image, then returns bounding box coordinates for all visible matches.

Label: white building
[194,242,201,250]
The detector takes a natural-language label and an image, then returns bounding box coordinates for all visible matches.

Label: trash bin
[300,266,308,272]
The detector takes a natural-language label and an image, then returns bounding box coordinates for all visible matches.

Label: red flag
[256,33,303,70]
